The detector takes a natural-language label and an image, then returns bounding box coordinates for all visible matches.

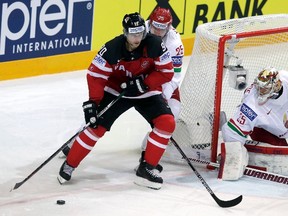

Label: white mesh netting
[163,14,288,164]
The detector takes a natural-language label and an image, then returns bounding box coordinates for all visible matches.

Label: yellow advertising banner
[92,0,288,50]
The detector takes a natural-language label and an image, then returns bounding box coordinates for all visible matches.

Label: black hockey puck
[56,200,65,205]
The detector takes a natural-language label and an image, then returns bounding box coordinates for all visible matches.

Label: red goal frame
[211,26,288,162]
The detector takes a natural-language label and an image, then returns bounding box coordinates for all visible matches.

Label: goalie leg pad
[218,142,249,180]
[245,141,288,175]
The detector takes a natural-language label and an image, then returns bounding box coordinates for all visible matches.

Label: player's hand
[121,77,148,96]
[82,100,98,128]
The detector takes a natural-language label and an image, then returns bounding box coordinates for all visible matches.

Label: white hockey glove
[162,82,174,100]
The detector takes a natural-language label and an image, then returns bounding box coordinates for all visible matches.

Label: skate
[58,142,73,158]
[134,151,163,173]
[57,161,75,184]
[61,145,71,157]
[134,161,163,190]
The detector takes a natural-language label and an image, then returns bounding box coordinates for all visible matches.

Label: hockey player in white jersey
[146,6,184,119]
[135,7,184,171]
[222,66,288,146]
[219,67,288,180]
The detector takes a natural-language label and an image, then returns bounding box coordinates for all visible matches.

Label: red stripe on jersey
[230,118,251,136]
[88,62,111,78]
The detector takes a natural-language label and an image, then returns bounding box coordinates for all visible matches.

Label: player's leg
[134,95,175,189]
[134,150,163,173]
[161,88,181,148]
[138,88,180,170]
[60,123,85,158]
[58,93,133,184]
[249,127,288,146]
[58,125,107,183]
[167,88,181,120]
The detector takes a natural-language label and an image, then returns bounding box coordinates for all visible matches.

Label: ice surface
[0,57,287,216]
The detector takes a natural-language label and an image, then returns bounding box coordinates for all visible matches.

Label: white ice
[0,57,287,216]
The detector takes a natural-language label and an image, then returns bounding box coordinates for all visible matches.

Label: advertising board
[0,0,93,62]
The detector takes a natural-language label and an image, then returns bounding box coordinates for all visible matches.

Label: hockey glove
[121,77,148,97]
[82,100,98,128]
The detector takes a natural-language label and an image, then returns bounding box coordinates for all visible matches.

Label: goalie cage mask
[254,66,282,104]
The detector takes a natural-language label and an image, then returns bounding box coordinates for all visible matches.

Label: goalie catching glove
[121,76,148,96]
[218,142,249,180]
[82,100,98,128]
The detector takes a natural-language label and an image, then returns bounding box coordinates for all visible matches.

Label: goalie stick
[10,91,125,191]
[170,137,243,208]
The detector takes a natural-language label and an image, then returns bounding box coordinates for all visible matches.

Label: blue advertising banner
[0,0,94,62]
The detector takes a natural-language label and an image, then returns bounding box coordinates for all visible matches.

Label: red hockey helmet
[149,7,172,37]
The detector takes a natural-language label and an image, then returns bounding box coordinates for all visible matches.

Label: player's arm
[144,40,174,89]
[222,102,256,144]
[169,34,184,85]
[162,38,184,99]
[86,45,112,104]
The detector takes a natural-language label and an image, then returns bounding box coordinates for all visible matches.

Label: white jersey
[222,70,288,144]
[145,20,184,100]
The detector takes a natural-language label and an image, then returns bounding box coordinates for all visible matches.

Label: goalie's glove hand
[82,100,98,128]
[121,76,148,97]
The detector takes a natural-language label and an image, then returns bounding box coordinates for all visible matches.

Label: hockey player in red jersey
[57,12,175,190]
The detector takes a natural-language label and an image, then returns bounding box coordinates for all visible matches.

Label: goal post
[166,14,288,164]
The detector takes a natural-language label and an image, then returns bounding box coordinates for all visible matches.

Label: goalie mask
[254,67,282,105]
[149,7,172,38]
[122,12,147,40]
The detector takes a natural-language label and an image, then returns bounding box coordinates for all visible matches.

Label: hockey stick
[170,137,243,208]
[187,155,288,185]
[11,91,125,191]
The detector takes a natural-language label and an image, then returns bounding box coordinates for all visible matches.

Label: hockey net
[164,14,288,164]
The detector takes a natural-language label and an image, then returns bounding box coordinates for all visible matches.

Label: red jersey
[86,34,174,104]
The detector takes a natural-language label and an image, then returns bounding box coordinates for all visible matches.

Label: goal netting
[163,14,288,164]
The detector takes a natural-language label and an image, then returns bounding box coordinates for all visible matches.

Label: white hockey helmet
[254,66,282,104]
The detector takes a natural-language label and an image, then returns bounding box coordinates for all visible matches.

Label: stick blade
[10,181,24,192]
[213,194,243,208]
